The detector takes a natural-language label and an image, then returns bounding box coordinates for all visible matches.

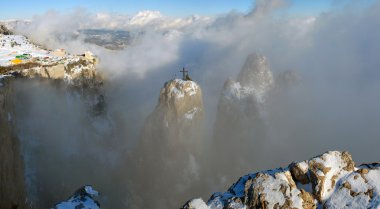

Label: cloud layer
[8,0,380,208]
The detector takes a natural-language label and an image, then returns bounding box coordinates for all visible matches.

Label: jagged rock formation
[0,29,104,209]
[130,79,204,209]
[52,186,100,209]
[236,54,274,98]
[212,53,274,183]
[211,54,302,185]
[182,151,380,209]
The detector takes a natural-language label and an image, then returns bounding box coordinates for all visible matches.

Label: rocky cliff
[0,26,103,209]
[182,150,380,209]
[0,76,27,209]
[130,79,204,209]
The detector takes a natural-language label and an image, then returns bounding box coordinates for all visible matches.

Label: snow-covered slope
[52,186,100,209]
[0,34,51,66]
[182,151,380,209]
[0,32,101,87]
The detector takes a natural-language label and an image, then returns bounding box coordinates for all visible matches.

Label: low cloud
[8,0,380,208]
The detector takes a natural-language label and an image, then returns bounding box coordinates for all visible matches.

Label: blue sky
[0,0,373,19]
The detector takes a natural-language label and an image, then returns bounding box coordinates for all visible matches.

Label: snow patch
[223,81,267,104]
[53,186,100,209]
[168,79,200,99]
[184,107,198,120]
[186,199,209,209]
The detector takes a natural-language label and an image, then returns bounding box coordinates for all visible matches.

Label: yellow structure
[11,58,22,65]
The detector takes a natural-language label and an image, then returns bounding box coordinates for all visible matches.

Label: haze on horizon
[0,0,350,20]
[2,0,380,208]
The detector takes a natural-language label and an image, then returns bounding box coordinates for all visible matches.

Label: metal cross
[180,67,188,80]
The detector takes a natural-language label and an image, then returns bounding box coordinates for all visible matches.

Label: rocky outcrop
[182,151,380,209]
[131,79,204,209]
[52,186,100,209]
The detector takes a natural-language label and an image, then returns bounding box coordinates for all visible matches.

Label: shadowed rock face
[0,77,28,209]
[129,79,204,209]
[182,150,380,209]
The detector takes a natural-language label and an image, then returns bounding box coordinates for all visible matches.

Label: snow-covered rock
[142,77,204,141]
[52,186,100,209]
[158,79,203,121]
[0,33,102,87]
[324,163,380,209]
[182,151,380,209]
[308,151,355,202]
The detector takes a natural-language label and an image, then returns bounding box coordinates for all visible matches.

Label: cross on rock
[180,67,188,80]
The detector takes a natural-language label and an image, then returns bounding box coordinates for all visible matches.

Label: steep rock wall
[0,77,28,209]
[0,31,103,208]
